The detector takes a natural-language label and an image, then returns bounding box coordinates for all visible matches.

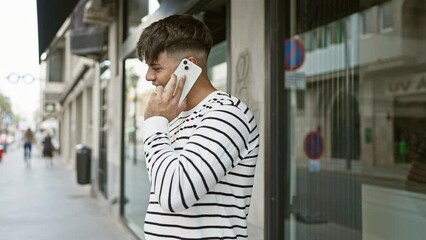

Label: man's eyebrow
[149,63,160,67]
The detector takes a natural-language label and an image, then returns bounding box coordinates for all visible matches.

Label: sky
[0,0,40,129]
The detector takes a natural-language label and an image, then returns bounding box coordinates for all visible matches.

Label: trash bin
[76,144,91,185]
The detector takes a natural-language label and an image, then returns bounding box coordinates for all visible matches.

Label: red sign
[304,132,323,160]
[284,38,305,71]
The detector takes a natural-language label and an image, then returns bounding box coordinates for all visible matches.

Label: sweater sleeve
[143,105,252,213]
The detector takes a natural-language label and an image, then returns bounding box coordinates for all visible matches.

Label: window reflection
[287,1,426,239]
[360,8,374,35]
[379,2,393,31]
[207,41,227,91]
[123,58,153,230]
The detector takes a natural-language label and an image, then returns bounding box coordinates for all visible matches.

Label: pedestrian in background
[23,128,34,166]
[42,133,54,166]
[137,14,260,239]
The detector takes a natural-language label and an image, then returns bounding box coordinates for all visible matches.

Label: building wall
[105,20,123,217]
[231,1,266,239]
[57,27,101,179]
[57,13,122,217]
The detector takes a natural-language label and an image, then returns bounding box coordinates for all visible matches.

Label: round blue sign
[304,132,323,160]
[284,38,305,71]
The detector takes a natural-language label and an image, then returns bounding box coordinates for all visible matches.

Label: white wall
[231,1,266,239]
[106,21,123,216]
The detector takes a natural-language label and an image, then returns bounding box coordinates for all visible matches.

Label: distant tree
[0,93,15,129]
[0,94,12,115]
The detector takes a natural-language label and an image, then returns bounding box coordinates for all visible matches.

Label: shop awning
[36,0,79,58]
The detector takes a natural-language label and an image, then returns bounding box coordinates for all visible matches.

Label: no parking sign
[304,131,323,160]
[284,38,305,71]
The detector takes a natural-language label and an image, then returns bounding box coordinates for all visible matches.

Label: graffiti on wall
[235,49,260,124]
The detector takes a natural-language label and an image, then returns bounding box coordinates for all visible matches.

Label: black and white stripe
[143,91,259,239]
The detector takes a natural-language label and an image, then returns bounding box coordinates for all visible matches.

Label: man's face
[145,52,180,88]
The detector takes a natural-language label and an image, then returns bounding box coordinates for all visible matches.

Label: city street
[0,143,137,240]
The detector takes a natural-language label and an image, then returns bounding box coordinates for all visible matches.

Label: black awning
[36,0,79,58]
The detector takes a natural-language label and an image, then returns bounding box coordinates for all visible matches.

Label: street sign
[284,38,305,71]
[285,72,306,90]
[304,131,323,160]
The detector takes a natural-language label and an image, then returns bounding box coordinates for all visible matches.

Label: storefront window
[123,58,153,231]
[98,60,110,197]
[284,0,426,239]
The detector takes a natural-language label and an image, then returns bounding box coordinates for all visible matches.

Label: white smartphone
[164,58,202,105]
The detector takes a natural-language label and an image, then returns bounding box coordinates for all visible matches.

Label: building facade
[37,0,426,239]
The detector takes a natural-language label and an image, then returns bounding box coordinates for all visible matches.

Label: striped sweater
[142,91,260,239]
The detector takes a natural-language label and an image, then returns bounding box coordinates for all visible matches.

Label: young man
[137,14,260,239]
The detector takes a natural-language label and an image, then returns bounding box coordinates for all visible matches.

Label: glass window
[98,60,110,197]
[207,41,227,91]
[320,26,328,48]
[312,27,330,49]
[335,20,345,43]
[283,0,426,240]
[360,8,374,35]
[48,48,64,82]
[328,23,336,45]
[313,28,320,49]
[379,2,393,31]
[302,32,315,51]
[300,33,309,52]
[308,32,315,51]
[123,57,153,231]
[328,21,345,45]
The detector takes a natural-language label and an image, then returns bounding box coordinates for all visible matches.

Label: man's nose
[145,68,155,81]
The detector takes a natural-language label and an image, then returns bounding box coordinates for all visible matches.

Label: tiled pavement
[0,144,137,240]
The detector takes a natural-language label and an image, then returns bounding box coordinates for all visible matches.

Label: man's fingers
[156,85,164,97]
[166,74,178,96]
[176,98,187,113]
[174,75,186,100]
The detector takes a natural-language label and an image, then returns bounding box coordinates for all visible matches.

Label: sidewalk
[0,144,137,240]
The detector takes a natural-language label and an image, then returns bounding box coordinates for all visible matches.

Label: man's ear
[186,56,198,65]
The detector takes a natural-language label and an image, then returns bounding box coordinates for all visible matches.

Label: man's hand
[144,74,187,122]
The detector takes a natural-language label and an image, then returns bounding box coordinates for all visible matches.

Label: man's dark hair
[137,14,213,64]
